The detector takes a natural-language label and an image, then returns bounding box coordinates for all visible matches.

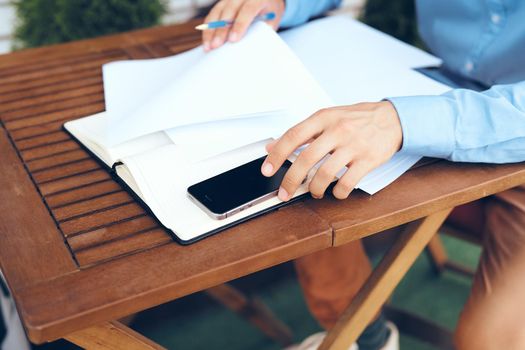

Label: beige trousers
[294,185,525,349]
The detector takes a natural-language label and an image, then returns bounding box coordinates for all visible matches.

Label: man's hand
[261,101,403,200]
[202,0,285,52]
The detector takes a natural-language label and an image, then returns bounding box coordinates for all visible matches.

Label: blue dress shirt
[280,0,525,163]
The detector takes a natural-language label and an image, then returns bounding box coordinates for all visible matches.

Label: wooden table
[1,20,525,349]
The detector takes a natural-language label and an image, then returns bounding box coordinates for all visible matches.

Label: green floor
[36,234,481,350]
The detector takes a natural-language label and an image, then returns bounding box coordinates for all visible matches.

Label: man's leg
[455,185,525,349]
[293,237,393,350]
[294,240,372,330]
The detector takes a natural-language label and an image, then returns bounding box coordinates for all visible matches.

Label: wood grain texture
[65,321,166,350]
[304,160,525,246]
[17,203,331,343]
[0,126,77,291]
[2,18,525,347]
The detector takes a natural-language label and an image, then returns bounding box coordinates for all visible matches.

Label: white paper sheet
[281,16,441,71]
[281,16,448,106]
[103,22,332,146]
[163,110,297,161]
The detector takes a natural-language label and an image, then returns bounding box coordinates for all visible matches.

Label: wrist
[377,101,403,152]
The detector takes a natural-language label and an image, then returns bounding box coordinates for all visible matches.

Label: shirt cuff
[280,0,301,28]
[387,95,457,159]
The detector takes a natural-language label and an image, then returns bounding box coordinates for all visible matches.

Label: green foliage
[361,0,423,48]
[13,0,167,48]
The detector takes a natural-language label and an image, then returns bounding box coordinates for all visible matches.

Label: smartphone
[187,156,293,220]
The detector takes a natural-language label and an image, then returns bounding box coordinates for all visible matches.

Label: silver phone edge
[187,190,279,220]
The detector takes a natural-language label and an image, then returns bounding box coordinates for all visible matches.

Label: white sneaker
[283,321,399,350]
[380,322,399,350]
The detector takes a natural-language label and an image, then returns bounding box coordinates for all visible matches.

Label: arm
[389,81,525,163]
[280,0,343,28]
[262,82,525,201]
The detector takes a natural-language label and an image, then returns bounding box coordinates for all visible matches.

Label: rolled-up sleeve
[280,0,342,28]
[388,81,525,163]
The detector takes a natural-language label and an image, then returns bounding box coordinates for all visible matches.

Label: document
[103,23,332,146]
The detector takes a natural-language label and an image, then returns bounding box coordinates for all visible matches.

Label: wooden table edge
[14,207,332,343]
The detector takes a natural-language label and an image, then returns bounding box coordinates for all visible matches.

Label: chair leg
[426,232,477,278]
[426,235,449,274]
[65,320,166,350]
[205,283,294,346]
[319,208,453,350]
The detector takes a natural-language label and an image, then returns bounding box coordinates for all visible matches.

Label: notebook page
[64,112,172,167]
[163,110,299,161]
[119,140,310,242]
[104,22,332,146]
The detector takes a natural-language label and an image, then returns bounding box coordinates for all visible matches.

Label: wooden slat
[0,126,77,291]
[15,131,70,150]
[67,215,157,252]
[26,149,90,172]
[16,202,331,343]
[38,169,111,196]
[45,179,122,208]
[0,85,103,114]
[66,320,166,350]
[0,69,100,96]
[165,42,201,54]
[0,54,126,86]
[32,159,100,184]
[123,45,156,59]
[142,42,174,58]
[0,49,124,77]
[0,74,101,103]
[2,93,103,121]
[4,102,105,131]
[53,191,133,222]
[20,140,81,162]
[58,202,146,236]
[74,229,171,267]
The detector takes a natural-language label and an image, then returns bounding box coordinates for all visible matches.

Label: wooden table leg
[319,208,453,350]
[65,320,166,350]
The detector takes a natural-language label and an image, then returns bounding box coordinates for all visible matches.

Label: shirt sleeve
[388,81,525,163]
[280,0,343,28]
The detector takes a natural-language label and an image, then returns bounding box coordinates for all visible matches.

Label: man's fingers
[262,118,323,178]
[309,148,353,199]
[229,1,264,42]
[202,1,224,51]
[332,161,372,199]
[211,1,241,49]
[278,134,335,201]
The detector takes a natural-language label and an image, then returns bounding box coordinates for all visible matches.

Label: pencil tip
[195,24,207,31]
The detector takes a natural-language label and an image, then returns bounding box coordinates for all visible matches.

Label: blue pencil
[195,12,276,30]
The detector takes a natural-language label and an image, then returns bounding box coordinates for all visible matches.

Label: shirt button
[491,13,501,24]
[464,61,474,72]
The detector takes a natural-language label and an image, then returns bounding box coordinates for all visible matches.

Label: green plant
[361,0,423,48]
[13,0,167,49]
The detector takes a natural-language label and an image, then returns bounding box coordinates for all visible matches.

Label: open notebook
[65,16,450,244]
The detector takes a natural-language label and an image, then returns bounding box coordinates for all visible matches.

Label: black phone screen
[187,156,292,218]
